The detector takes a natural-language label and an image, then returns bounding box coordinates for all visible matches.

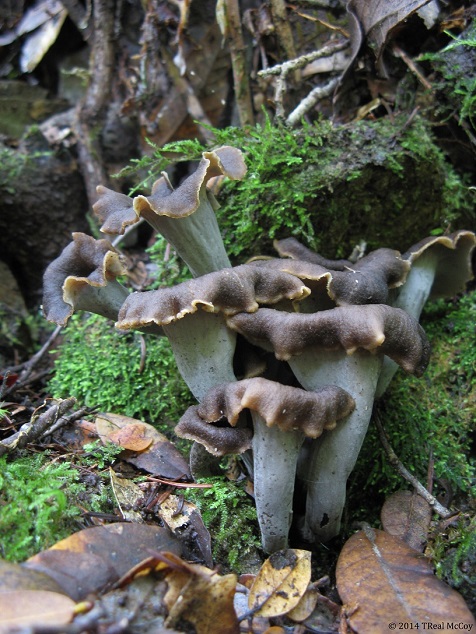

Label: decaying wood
[0,397,78,456]
[224,0,255,126]
[74,0,119,206]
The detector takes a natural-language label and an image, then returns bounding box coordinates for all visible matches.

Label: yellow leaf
[248,549,311,617]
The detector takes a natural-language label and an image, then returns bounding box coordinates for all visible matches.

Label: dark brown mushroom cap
[227,304,431,376]
[93,186,138,235]
[43,232,127,326]
[274,238,352,270]
[195,378,355,438]
[175,406,253,456]
[403,230,476,298]
[115,264,310,329]
[252,248,409,306]
[133,146,247,220]
[92,146,246,237]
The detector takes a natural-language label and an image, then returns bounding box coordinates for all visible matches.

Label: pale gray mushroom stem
[135,185,231,277]
[376,250,437,397]
[162,311,237,400]
[251,411,304,552]
[290,349,382,542]
[69,280,130,321]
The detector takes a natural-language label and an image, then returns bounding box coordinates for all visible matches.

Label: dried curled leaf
[155,551,239,634]
[347,0,434,74]
[96,412,191,480]
[336,527,476,633]
[248,549,311,617]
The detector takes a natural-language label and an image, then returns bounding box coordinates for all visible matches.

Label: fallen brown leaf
[96,412,191,480]
[153,552,239,634]
[381,490,432,551]
[0,559,66,594]
[0,590,75,633]
[286,584,319,622]
[109,468,145,522]
[348,0,432,69]
[336,526,476,633]
[159,494,213,568]
[108,421,153,451]
[23,523,181,601]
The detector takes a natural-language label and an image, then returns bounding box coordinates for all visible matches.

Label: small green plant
[187,476,261,570]
[81,440,124,469]
[145,234,192,289]
[419,20,476,128]
[48,313,194,427]
[0,453,88,560]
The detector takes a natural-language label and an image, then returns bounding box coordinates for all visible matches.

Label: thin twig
[1,325,62,398]
[374,410,453,519]
[258,40,349,77]
[287,76,340,125]
[44,405,93,437]
[258,40,347,119]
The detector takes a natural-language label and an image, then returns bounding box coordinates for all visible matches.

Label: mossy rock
[213,114,473,261]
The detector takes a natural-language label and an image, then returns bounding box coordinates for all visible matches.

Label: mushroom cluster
[43,145,476,552]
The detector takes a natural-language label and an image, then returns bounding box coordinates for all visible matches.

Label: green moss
[350,290,476,513]
[427,514,476,612]
[186,476,261,571]
[119,114,473,262]
[48,313,194,428]
[0,453,89,561]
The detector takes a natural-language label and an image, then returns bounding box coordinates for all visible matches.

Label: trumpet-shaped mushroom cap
[252,248,409,306]
[115,264,310,329]
[403,230,476,299]
[227,304,430,376]
[274,237,352,270]
[175,377,355,454]
[133,146,247,220]
[175,406,253,456]
[197,378,355,438]
[43,232,127,326]
[93,187,139,235]
[92,146,247,239]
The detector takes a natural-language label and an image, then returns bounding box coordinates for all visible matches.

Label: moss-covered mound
[214,115,473,260]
